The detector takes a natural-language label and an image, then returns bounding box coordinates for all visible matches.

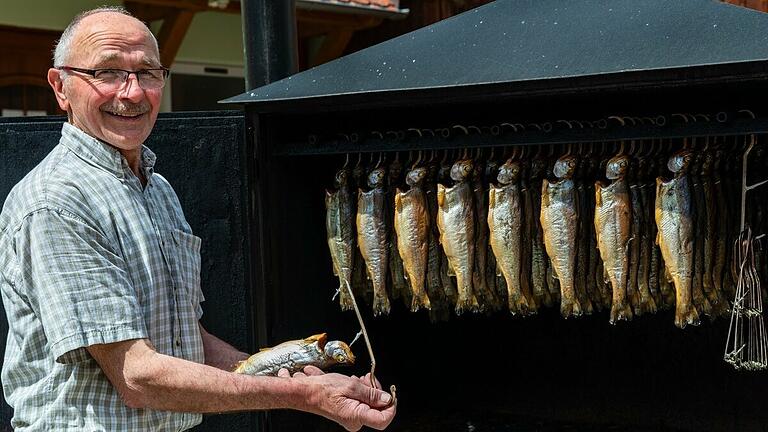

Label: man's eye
[94,70,121,80]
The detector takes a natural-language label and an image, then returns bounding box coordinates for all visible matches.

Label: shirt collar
[59,122,156,182]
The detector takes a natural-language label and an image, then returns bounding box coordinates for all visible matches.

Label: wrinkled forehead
[70,12,160,66]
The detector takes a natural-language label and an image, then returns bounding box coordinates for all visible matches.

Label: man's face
[47,13,162,153]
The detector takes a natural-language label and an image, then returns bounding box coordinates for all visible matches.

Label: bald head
[53,7,159,67]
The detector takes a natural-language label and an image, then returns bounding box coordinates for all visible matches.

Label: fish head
[700,152,714,174]
[450,159,474,182]
[531,158,547,178]
[668,150,693,174]
[367,168,386,188]
[605,155,630,180]
[438,164,452,182]
[405,166,428,186]
[333,169,350,188]
[389,159,403,180]
[324,340,356,365]
[485,159,499,180]
[553,155,578,179]
[497,160,521,185]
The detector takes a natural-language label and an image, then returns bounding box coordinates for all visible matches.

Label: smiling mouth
[104,110,145,120]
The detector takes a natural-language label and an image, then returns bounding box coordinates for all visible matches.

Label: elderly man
[0,6,395,431]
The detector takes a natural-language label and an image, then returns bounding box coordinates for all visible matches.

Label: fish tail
[609,301,633,325]
[675,302,701,329]
[410,291,432,313]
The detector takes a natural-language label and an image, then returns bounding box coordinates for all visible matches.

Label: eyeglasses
[57,66,170,90]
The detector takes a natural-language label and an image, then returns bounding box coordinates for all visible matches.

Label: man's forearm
[91,339,311,414]
[199,325,249,371]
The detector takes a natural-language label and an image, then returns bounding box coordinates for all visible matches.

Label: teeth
[107,111,143,118]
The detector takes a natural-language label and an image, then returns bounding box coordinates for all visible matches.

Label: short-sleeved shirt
[0,123,206,431]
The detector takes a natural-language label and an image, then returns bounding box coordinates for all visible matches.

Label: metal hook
[468,125,482,135]
[557,119,573,129]
[408,128,423,139]
[453,125,469,135]
[501,123,518,133]
[342,153,350,169]
[608,116,626,127]
[371,131,384,140]
[412,150,423,169]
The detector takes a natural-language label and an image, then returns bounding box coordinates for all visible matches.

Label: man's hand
[278,366,396,431]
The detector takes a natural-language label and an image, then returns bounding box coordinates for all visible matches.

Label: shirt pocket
[170,229,204,317]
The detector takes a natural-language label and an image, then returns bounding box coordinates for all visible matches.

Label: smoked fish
[488,160,536,316]
[357,167,392,316]
[542,155,585,318]
[530,157,554,306]
[234,333,355,376]
[594,155,633,323]
[326,168,356,311]
[655,151,701,328]
[472,163,500,310]
[387,159,409,304]
[394,166,432,312]
[437,159,479,314]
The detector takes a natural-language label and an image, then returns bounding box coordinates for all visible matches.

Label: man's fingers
[277,368,290,378]
[350,382,393,409]
[360,373,382,389]
[356,401,397,431]
[303,365,325,376]
[292,371,307,378]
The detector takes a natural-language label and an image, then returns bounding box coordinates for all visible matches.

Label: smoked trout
[472,162,500,310]
[437,159,479,314]
[689,154,713,317]
[488,160,536,316]
[530,156,554,306]
[394,166,432,312]
[234,333,355,376]
[700,152,729,317]
[594,155,633,323]
[357,167,392,316]
[629,158,657,315]
[438,159,459,304]
[387,159,409,304]
[542,155,585,318]
[326,168,356,311]
[655,150,701,328]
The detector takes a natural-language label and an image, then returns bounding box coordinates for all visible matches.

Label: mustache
[101,102,150,115]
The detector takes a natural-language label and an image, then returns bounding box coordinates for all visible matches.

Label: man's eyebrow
[92,54,162,68]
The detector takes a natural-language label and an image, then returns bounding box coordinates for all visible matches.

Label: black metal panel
[223,0,768,110]
[0,112,256,432]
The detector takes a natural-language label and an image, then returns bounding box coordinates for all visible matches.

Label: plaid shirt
[0,123,205,431]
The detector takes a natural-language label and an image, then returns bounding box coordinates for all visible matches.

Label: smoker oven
[224,1,768,430]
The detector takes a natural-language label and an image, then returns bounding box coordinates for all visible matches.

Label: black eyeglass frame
[57,66,170,86]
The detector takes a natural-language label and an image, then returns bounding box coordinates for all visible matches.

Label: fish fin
[594,182,602,206]
[394,192,403,213]
[541,180,550,206]
[305,333,328,348]
[258,347,272,352]
[488,188,496,208]
[437,184,446,208]
[447,262,456,277]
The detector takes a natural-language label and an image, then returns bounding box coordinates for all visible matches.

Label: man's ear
[47,68,70,112]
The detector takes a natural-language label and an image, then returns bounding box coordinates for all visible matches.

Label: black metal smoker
[223,0,768,430]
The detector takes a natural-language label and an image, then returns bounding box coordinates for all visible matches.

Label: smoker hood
[222,0,768,112]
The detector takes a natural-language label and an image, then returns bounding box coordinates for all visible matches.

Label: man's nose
[117,73,144,102]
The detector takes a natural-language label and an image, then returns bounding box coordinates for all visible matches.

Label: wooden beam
[125,0,241,14]
[310,29,354,67]
[124,1,175,22]
[156,9,196,66]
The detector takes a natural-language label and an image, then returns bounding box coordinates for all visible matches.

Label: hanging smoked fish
[655,152,676,308]
[472,161,501,311]
[357,167,391,316]
[655,150,701,328]
[587,151,612,310]
[351,161,373,303]
[326,168,356,311]
[437,158,459,305]
[394,166,432,312]
[542,155,589,318]
[690,152,714,317]
[437,158,479,314]
[518,158,539,310]
[629,155,657,315]
[700,152,730,317]
[425,159,449,316]
[529,156,555,307]
[712,148,732,300]
[594,155,633,324]
[577,154,602,311]
[638,155,663,309]
[483,157,507,304]
[488,159,537,316]
[387,158,409,305]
